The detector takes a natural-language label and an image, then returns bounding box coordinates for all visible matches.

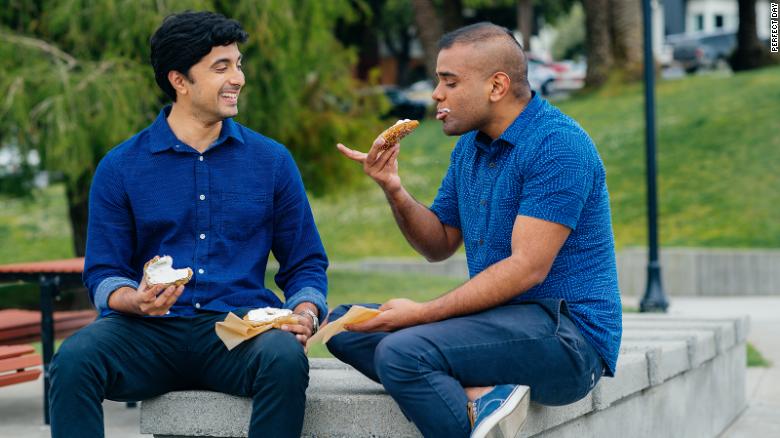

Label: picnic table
[0,257,90,425]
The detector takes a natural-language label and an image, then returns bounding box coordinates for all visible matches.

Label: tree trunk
[65,174,90,257]
[516,0,533,50]
[731,0,772,71]
[411,0,444,79]
[441,0,464,32]
[609,0,643,80]
[583,0,613,88]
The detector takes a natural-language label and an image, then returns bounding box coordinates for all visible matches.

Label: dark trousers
[326,300,605,438]
[49,311,308,438]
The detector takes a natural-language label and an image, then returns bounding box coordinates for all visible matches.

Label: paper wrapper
[306,305,382,347]
[215,312,301,350]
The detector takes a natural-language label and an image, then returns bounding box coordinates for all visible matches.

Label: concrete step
[140,315,747,438]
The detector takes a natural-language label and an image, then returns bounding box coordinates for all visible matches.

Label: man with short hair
[49,11,327,438]
[331,22,621,438]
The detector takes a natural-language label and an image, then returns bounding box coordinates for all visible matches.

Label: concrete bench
[140,314,748,437]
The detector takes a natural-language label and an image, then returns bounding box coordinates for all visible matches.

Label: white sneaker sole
[471,386,530,438]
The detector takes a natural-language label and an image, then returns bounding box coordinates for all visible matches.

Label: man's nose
[431,83,444,102]
[231,70,245,87]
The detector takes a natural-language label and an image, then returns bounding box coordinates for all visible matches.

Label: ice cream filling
[145,256,191,285]
[247,307,293,323]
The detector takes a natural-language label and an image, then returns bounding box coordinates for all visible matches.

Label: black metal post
[639,0,668,312]
[40,275,60,425]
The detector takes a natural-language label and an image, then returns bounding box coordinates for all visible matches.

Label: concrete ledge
[140,315,747,437]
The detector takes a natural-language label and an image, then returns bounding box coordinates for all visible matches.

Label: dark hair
[150,11,248,101]
[438,22,529,98]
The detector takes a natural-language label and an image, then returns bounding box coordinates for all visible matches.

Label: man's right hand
[337,136,402,194]
[108,276,184,316]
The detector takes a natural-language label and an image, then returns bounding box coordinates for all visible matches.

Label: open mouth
[436,108,451,121]
[220,91,239,105]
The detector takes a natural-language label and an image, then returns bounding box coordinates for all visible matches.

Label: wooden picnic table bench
[0,345,42,387]
[0,257,88,425]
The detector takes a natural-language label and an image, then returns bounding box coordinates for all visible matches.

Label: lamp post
[639,0,668,312]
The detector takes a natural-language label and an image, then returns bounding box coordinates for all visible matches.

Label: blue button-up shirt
[430,93,622,375]
[84,106,328,319]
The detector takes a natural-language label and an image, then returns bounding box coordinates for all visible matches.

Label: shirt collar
[148,105,245,153]
[472,92,544,152]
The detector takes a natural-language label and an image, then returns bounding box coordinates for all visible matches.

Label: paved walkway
[1,296,778,437]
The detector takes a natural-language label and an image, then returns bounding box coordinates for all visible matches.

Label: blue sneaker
[468,385,529,438]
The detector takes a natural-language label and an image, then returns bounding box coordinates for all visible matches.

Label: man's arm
[337,137,462,261]
[347,215,570,332]
[270,147,328,343]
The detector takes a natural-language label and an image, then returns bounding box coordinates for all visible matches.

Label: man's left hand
[281,305,317,347]
[346,298,426,332]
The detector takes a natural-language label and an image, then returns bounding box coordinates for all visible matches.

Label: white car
[527,58,557,96]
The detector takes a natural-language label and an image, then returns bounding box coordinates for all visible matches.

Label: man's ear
[168,70,190,97]
[488,72,511,102]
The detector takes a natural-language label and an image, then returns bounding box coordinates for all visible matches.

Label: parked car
[382,86,427,120]
[668,31,736,73]
[527,57,558,96]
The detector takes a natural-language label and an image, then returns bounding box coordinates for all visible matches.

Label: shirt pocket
[218,192,272,241]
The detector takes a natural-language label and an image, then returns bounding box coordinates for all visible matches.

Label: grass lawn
[313,65,780,258]
[747,342,771,367]
[1,66,778,263]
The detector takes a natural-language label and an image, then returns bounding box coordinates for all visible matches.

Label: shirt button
[200,233,206,240]
[198,268,205,274]
[489,162,496,168]
[199,194,206,201]
[480,200,487,206]
[199,156,204,162]
[479,238,484,245]
[195,302,201,309]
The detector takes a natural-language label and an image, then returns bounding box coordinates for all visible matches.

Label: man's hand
[346,298,426,333]
[337,136,401,194]
[281,303,318,348]
[108,276,184,316]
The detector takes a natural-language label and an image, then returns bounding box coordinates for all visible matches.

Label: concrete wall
[617,248,780,296]
[330,248,780,297]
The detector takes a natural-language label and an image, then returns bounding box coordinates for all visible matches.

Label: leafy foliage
[1,0,386,255]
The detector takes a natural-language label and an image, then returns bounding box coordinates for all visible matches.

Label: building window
[696,14,704,31]
[714,15,724,29]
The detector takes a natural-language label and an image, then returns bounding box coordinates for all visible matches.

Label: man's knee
[50,329,110,393]
[374,331,429,386]
[250,330,308,385]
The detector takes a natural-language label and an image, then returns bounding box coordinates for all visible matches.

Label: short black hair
[150,11,248,101]
[438,22,529,98]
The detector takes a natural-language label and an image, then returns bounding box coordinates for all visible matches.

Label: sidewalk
[1,296,778,437]
[0,379,143,437]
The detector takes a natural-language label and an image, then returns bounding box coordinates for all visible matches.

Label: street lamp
[639,0,669,312]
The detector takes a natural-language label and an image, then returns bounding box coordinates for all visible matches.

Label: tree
[411,0,445,79]
[517,0,533,50]
[1,0,385,257]
[582,0,643,88]
[731,0,775,71]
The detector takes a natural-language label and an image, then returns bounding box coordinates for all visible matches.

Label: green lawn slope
[1,66,778,264]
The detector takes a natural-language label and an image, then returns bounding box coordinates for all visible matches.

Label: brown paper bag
[305,305,381,347]
[215,312,300,350]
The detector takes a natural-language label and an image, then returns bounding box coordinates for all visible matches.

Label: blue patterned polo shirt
[430,93,622,375]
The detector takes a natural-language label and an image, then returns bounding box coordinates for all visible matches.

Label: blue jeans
[326,299,604,438]
[49,311,308,438]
